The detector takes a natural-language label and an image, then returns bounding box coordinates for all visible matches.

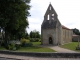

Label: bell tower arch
[44,3,58,21]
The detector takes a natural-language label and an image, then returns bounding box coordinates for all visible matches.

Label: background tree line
[30,30,40,38]
[73,28,80,35]
[24,30,41,42]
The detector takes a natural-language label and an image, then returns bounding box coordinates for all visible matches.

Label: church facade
[41,4,73,45]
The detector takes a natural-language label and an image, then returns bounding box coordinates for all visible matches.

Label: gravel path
[39,45,77,53]
[49,46,77,53]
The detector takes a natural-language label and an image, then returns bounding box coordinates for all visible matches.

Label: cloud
[28,18,42,24]
[27,0,80,34]
[27,17,42,33]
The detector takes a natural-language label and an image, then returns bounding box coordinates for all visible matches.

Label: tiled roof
[62,25,70,30]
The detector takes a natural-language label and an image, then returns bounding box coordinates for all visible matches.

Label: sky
[27,0,80,34]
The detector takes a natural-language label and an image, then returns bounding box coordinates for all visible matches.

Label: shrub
[20,38,33,47]
[20,38,30,43]
[21,42,33,47]
[7,43,21,50]
[15,44,21,50]
[7,44,15,50]
[30,38,34,42]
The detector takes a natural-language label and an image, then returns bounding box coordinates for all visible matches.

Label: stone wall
[72,36,80,42]
[0,50,80,58]
[61,29,72,44]
[41,29,57,45]
[56,26,62,45]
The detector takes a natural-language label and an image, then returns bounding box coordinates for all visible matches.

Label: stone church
[41,4,73,45]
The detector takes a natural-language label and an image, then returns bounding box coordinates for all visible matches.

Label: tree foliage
[0,0,31,44]
[30,30,41,38]
[73,28,80,35]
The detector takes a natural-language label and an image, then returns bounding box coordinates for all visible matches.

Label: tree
[30,31,33,38]
[73,28,80,35]
[30,30,40,38]
[0,0,31,45]
[24,32,29,39]
[29,30,41,42]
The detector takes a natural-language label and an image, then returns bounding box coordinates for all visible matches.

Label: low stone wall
[0,50,80,58]
[72,35,80,42]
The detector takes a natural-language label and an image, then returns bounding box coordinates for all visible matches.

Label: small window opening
[50,7,51,10]
[47,14,49,20]
[52,14,54,20]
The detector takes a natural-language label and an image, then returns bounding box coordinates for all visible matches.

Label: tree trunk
[4,30,10,47]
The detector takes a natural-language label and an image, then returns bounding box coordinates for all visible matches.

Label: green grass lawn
[60,42,80,52]
[0,42,56,52]
[32,42,41,45]
[0,46,6,50]
[0,46,56,52]
[17,42,56,52]
[17,46,56,52]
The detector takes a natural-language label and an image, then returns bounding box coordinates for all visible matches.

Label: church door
[49,37,53,44]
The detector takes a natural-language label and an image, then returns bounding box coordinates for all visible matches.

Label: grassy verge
[17,46,56,52]
[60,42,80,52]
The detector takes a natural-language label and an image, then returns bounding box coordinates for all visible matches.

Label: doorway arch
[49,37,53,44]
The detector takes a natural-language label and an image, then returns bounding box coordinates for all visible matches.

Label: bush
[20,38,30,43]
[7,43,21,50]
[21,42,33,47]
[15,44,21,50]
[7,44,15,50]
[30,38,34,42]
[20,38,33,47]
